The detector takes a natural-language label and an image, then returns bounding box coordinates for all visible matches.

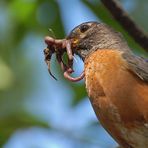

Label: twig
[100,0,148,51]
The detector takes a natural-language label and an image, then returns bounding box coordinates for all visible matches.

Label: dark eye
[79,25,89,33]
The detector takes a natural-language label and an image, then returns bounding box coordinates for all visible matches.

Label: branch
[100,0,148,51]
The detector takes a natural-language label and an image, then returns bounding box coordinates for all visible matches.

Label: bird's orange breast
[84,49,148,148]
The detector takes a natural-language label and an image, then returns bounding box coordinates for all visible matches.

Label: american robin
[65,22,148,148]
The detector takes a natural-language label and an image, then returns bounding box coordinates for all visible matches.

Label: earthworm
[44,36,84,82]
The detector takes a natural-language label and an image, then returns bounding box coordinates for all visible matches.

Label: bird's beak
[73,38,79,44]
[71,38,79,48]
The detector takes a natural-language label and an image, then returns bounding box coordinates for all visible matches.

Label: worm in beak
[44,36,84,82]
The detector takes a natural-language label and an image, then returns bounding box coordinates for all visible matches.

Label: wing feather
[122,52,148,82]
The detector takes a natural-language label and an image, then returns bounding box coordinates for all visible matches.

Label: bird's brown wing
[122,52,148,82]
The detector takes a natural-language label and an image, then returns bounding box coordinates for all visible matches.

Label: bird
[66,22,148,148]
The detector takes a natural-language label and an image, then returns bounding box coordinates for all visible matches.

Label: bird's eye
[79,25,89,33]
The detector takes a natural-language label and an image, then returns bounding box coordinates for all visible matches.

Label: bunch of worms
[44,36,84,82]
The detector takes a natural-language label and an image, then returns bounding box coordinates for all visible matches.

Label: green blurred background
[0,0,147,148]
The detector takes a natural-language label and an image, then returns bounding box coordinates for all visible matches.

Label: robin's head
[67,22,129,60]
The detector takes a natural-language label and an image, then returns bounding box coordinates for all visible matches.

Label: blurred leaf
[39,0,65,38]
[71,83,87,106]
[0,59,14,90]
[9,0,36,23]
[0,112,49,146]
